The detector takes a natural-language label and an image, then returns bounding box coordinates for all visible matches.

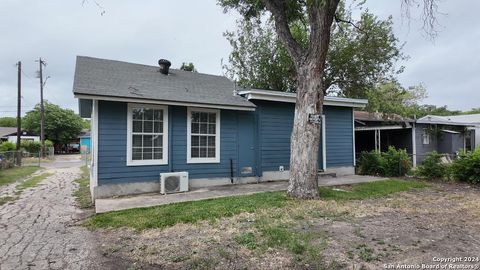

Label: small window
[187,107,220,163]
[127,104,168,166]
[422,129,430,145]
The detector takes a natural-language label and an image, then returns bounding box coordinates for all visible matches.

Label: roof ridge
[76,55,229,80]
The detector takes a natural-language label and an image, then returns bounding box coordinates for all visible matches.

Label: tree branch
[261,0,303,63]
[334,14,362,32]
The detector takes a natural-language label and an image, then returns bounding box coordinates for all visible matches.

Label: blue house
[73,56,367,199]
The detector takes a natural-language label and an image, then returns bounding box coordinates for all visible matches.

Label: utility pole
[16,61,22,166]
[38,58,46,157]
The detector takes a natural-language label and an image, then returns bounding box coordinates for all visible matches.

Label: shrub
[450,148,480,184]
[358,151,384,176]
[357,147,412,177]
[416,151,448,179]
[0,141,16,152]
[381,146,411,177]
[45,140,53,148]
[20,140,42,154]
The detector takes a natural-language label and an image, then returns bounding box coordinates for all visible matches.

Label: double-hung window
[187,107,220,163]
[422,128,431,145]
[127,104,168,166]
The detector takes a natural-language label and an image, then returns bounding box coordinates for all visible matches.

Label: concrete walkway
[95,175,386,213]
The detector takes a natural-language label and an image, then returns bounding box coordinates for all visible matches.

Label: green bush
[416,151,448,179]
[0,141,16,152]
[45,140,53,148]
[381,146,411,177]
[20,140,42,154]
[357,147,412,177]
[450,148,480,184]
[358,151,384,176]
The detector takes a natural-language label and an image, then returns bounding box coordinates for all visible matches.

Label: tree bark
[287,60,325,199]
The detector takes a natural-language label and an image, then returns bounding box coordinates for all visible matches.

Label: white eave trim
[355,125,410,131]
[238,89,368,108]
[74,94,256,112]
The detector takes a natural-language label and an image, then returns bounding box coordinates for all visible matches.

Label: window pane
[133,135,142,147]
[200,123,208,134]
[143,135,153,147]
[153,109,163,121]
[133,121,142,132]
[144,109,154,120]
[207,147,215,158]
[191,112,200,123]
[207,136,215,147]
[132,109,143,120]
[154,148,163,159]
[200,112,208,122]
[199,147,207,158]
[200,136,207,147]
[209,113,216,123]
[192,136,199,146]
[208,124,216,134]
[144,121,153,133]
[191,147,199,158]
[154,121,163,133]
[191,123,199,134]
[153,135,162,147]
[132,148,142,160]
[143,148,153,160]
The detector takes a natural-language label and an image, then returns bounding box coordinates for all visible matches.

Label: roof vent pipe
[158,59,171,75]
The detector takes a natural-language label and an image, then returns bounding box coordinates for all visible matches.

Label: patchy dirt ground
[95,182,480,270]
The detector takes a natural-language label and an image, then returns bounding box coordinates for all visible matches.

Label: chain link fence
[0,148,55,170]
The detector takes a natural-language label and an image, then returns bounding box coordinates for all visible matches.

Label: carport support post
[412,123,417,167]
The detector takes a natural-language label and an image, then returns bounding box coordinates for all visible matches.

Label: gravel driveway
[0,156,114,270]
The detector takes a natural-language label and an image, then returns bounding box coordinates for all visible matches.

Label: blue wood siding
[254,100,353,174]
[97,101,241,185]
[97,100,355,186]
[325,106,354,167]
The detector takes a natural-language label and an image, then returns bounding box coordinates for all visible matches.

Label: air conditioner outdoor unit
[160,172,189,194]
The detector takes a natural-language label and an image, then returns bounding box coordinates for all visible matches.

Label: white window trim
[422,128,431,145]
[187,107,221,164]
[126,103,169,166]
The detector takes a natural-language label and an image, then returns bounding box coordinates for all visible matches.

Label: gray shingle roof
[72,56,255,109]
[0,127,17,138]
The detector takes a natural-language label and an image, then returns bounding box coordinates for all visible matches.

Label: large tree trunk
[261,0,339,199]
[287,60,324,199]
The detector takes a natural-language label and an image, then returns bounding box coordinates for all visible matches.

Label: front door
[237,112,256,177]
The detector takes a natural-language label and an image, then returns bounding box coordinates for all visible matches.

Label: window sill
[127,160,168,166]
[187,158,220,164]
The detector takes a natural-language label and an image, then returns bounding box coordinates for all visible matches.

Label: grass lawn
[0,166,40,187]
[73,166,93,209]
[85,179,428,231]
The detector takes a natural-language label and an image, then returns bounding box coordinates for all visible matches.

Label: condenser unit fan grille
[164,176,180,192]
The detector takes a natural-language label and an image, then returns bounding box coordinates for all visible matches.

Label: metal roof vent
[158,59,171,75]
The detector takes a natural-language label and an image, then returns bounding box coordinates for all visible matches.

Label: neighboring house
[79,129,91,153]
[73,56,367,199]
[416,114,480,164]
[354,111,480,167]
[0,127,40,143]
[354,111,415,157]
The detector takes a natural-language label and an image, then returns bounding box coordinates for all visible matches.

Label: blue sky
[0,0,478,117]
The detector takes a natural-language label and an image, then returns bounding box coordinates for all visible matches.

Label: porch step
[318,171,336,178]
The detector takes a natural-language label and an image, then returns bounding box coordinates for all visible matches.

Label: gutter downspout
[412,122,417,168]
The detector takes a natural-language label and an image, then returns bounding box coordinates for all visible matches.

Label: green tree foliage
[23,102,83,144]
[223,4,405,97]
[365,81,427,117]
[0,117,17,127]
[81,119,91,130]
[20,141,42,154]
[180,62,197,72]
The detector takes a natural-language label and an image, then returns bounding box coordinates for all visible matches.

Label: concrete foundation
[93,166,356,199]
